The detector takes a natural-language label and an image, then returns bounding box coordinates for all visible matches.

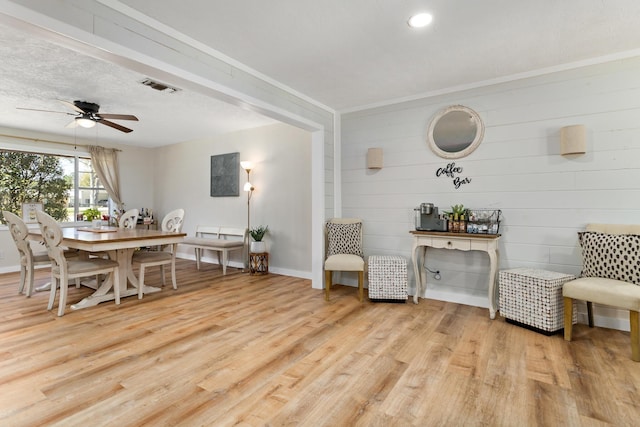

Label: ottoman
[368,255,408,302]
[499,268,577,335]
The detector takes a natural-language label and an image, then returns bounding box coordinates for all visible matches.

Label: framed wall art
[210,152,240,197]
[22,202,43,223]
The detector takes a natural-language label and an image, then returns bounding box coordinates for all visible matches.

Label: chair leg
[18,264,27,295]
[195,248,201,270]
[631,311,639,362]
[587,301,594,327]
[26,261,36,297]
[113,268,121,305]
[222,250,228,275]
[27,256,37,296]
[325,270,332,301]
[138,265,146,299]
[160,265,166,286]
[48,277,57,310]
[57,274,68,317]
[358,271,364,302]
[171,258,177,290]
[564,297,574,341]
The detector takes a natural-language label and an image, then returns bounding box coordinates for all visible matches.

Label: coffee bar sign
[436,162,471,189]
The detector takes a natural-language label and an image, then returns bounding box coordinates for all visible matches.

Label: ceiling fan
[17,100,139,133]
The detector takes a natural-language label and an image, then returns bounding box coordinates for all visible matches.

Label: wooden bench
[181,226,246,275]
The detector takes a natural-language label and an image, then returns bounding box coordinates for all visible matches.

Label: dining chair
[133,208,184,299]
[118,208,139,229]
[324,218,365,302]
[3,210,52,297]
[90,208,140,261]
[36,210,121,316]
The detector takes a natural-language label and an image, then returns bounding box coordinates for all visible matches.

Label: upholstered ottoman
[368,255,408,302]
[499,268,577,335]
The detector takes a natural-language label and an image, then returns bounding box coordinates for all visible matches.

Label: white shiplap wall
[341,56,640,330]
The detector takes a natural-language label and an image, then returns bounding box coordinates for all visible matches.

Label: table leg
[70,248,161,310]
[487,248,498,319]
[412,244,424,304]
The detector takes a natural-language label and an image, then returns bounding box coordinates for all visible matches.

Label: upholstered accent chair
[563,223,640,361]
[324,218,365,302]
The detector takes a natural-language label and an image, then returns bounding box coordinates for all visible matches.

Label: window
[0,149,109,223]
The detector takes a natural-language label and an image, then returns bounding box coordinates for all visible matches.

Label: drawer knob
[447,241,452,246]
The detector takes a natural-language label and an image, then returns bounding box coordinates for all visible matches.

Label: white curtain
[88,146,123,210]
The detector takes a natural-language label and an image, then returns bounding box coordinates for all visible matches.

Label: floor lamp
[241,161,254,271]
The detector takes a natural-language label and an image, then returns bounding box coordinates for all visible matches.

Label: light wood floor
[1,259,639,426]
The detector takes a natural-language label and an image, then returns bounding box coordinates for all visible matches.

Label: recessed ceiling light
[408,12,433,28]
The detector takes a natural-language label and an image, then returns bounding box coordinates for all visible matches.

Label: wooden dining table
[29,226,186,310]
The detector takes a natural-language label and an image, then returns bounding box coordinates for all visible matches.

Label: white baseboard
[174,254,311,280]
[575,311,630,332]
[420,289,632,332]
[423,289,489,310]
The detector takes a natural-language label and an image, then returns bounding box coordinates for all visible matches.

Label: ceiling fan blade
[65,119,79,128]
[59,100,86,114]
[16,107,74,115]
[97,113,139,121]
[97,118,133,133]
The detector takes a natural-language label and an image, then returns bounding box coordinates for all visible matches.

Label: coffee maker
[414,203,448,232]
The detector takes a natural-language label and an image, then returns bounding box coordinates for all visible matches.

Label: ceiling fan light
[408,12,433,28]
[76,117,96,128]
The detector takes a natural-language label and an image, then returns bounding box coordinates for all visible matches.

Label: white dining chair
[36,210,121,316]
[90,208,140,261]
[133,208,184,299]
[3,210,82,296]
[3,210,52,297]
[118,208,139,229]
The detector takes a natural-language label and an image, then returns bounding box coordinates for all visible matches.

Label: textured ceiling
[0,21,277,148]
[2,0,640,147]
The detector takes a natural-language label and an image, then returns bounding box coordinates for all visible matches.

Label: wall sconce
[367,148,383,169]
[241,160,254,271]
[560,125,586,155]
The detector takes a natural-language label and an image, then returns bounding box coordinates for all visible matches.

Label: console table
[410,231,501,319]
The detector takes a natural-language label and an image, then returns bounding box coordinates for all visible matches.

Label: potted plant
[249,225,269,253]
[83,208,101,222]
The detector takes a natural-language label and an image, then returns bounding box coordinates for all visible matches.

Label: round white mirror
[427,105,484,159]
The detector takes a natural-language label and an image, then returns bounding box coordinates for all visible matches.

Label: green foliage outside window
[0,151,72,223]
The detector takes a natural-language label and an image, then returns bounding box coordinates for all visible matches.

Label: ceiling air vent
[139,78,180,93]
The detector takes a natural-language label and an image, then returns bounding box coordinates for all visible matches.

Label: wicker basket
[466,209,501,234]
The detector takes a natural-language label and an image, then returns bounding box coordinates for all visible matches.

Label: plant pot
[250,241,267,253]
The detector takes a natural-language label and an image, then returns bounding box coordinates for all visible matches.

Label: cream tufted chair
[563,223,640,361]
[324,218,365,302]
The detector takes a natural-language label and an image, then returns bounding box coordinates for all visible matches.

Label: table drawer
[431,238,471,251]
